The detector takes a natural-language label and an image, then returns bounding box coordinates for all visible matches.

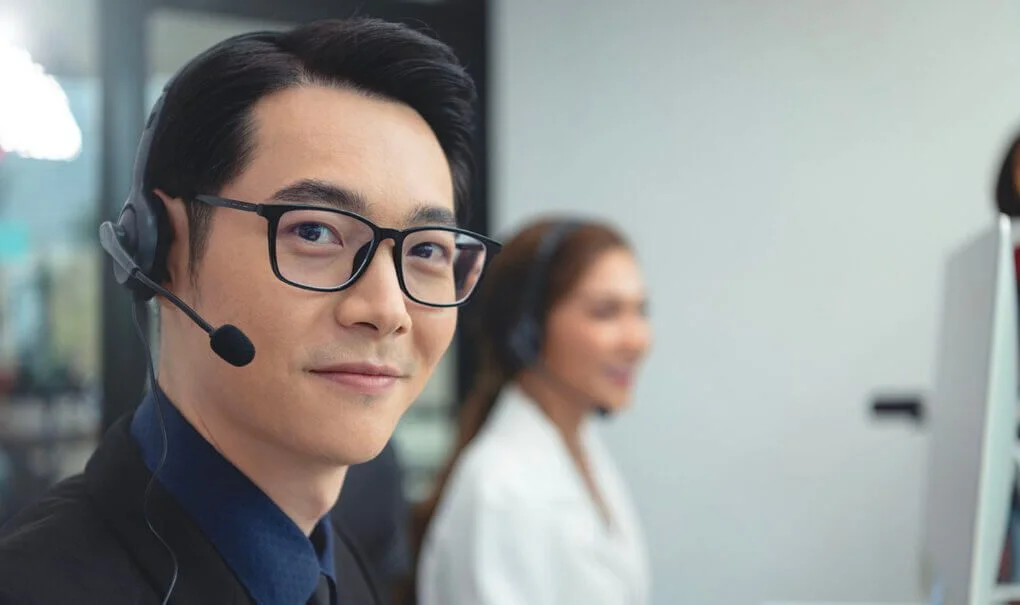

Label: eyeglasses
[193,195,502,308]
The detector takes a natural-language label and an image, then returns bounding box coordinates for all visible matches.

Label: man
[0,18,498,605]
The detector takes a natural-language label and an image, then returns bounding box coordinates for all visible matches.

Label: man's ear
[154,189,189,289]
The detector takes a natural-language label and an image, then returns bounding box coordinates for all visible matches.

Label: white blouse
[417,386,650,605]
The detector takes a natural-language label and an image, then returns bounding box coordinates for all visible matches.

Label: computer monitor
[923,214,1018,605]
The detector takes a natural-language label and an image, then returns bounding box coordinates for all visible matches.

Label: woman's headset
[504,220,611,417]
[506,220,583,368]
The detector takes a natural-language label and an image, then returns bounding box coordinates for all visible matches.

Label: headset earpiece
[507,315,542,367]
[103,79,174,301]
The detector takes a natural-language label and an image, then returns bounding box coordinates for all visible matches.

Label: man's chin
[302,409,401,466]
[292,378,412,463]
[314,434,390,467]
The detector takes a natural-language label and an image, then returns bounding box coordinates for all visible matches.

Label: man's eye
[294,223,340,245]
[408,242,451,261]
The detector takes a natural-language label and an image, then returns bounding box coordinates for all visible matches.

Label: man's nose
[333,242,412,336]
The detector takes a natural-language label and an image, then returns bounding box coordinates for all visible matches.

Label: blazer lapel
[332,522,382,605]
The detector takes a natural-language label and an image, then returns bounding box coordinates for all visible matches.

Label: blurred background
[2,0,1020,603]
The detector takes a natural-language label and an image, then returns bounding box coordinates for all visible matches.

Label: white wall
[492,2,1020,604]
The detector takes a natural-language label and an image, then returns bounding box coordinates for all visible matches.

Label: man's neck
[157,365,347,535]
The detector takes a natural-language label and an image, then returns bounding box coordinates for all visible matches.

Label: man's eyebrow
[269,179,369,214]
[269,180,458,227]
[407,203,458,228]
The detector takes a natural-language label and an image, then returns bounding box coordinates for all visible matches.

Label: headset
[506,221,583,367]
[98,33,265,369]
[97,31,381,605]
[505,220,612,417]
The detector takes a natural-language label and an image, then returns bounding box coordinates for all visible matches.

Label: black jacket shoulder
[0,475,159,604]
[0,416,380,605]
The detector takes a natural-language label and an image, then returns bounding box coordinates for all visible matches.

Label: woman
[414,218,652,605]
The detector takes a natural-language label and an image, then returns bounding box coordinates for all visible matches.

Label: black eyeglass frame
[193,194,502,308]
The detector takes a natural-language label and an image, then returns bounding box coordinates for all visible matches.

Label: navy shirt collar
[131,386,336,605]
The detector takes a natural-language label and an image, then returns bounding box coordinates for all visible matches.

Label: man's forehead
[250,85,442,150]
[235,86,457,224]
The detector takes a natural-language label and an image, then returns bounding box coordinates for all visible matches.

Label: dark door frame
[99,0,489,429]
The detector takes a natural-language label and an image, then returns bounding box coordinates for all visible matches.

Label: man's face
[165,85,458,466]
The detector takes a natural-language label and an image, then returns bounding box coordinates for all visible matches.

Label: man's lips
[308,363,407,395]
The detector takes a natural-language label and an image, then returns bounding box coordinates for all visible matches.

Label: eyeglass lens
[275,208,487,305]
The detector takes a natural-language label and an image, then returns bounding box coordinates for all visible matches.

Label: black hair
[145,18,477,269]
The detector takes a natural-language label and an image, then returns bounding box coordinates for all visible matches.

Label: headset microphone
[99,222,256,367]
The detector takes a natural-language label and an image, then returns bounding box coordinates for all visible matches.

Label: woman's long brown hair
[406,217,629,599]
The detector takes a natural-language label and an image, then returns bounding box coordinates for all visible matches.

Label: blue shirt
[131,387,337,605]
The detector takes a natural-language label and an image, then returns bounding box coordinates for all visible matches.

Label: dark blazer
[0,416,380,605]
